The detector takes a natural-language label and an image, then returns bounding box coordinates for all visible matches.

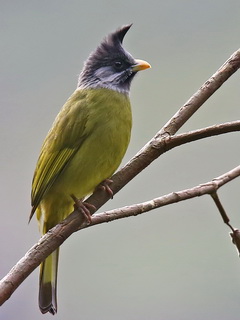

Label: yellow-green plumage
[31,88,132,312]
[31,24,150,314]
[32,88,132,221]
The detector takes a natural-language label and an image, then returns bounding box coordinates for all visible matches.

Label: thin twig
[210,192,233,229]
[87,165,240,227]
[210,191,240,255]
[164,120,240,152]
[157,48,240,137]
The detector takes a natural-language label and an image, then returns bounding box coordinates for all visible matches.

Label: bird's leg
[70,194,95,224]
[97,179,114,199]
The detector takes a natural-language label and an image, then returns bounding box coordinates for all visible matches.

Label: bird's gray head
[78,24,150,95]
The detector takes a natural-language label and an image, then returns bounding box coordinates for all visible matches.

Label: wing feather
[30,90,89,219]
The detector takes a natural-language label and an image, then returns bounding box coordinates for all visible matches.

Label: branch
[1,49,240,305]
[157,48,240,137]
[109,49,240,196]
[210,190,240,255]
[160,120,240,152]
[1,164,239,306]
[88,165,240,226]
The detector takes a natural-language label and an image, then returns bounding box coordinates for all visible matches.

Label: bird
[30,24,151,315]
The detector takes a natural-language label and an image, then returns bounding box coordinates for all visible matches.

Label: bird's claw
[97,179,114,199]
[71,194,95,224]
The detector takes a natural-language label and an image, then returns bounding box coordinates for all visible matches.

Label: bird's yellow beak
[132,59,151,72]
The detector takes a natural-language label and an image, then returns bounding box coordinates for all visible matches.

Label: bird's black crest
[80,24,134,76]
[94,24,133,58]
[107,24,133,45]
[78,24,136,90]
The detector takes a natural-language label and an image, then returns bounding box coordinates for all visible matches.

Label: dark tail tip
[39,281,57,315]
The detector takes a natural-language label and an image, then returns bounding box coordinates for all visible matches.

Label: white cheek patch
[78,66,131,95]
[94,66,120,83]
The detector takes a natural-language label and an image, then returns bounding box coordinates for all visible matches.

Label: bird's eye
[114,60,123,70]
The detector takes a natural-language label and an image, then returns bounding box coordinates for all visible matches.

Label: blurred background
[1,1,240,319]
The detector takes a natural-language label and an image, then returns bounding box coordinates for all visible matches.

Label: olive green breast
[59,88,132,197]
[31,88,132,219]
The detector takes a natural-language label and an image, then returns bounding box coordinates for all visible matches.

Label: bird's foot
[71,194,95,224]
[97,179,114,199]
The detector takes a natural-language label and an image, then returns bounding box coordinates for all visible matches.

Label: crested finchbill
[30,24,150,315]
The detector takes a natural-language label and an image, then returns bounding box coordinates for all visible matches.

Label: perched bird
[30,24,150,315]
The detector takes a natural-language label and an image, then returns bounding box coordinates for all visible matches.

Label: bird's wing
[30,90,90,220]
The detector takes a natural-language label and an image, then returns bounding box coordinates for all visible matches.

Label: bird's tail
[39,248,59,315]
